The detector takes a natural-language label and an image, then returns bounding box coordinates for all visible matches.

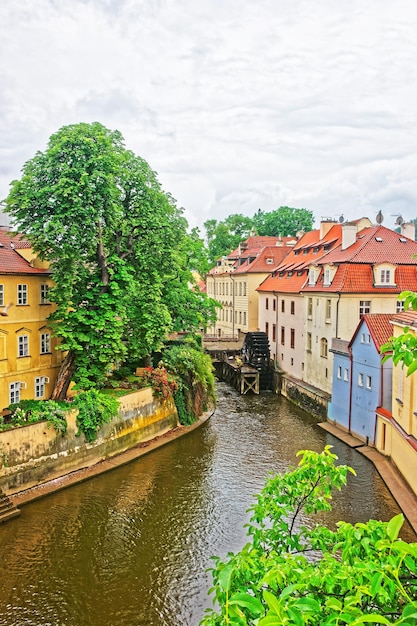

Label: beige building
[376,311,417,498]
[206,236,295,338]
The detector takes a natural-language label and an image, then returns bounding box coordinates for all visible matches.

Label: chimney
[320,219,335,240]
[342,223,357,250]
[401,222,416,241]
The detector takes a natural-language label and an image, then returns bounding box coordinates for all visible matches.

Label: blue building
[328,314,393,443]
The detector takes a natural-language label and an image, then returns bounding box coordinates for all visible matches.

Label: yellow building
[0,228,62,409]
[376,311,417,497]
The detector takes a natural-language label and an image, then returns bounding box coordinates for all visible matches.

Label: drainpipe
[231,274,235,340]
[335,292,341,338]
[348,344,353,433]
[274,291,279,369]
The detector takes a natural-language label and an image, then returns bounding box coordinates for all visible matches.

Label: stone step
[0,491,21,523]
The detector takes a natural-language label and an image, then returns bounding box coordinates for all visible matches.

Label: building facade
[0,228,62,409]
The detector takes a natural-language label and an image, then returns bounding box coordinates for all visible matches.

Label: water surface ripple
[0,383,414,625]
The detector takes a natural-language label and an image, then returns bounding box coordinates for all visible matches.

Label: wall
[0,388,179,495]
[376,413,417,498]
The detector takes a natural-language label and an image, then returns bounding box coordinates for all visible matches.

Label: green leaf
[218,562,234,592]
[350,615,391,625]
[386,514,404,541]
[228,593,264,616]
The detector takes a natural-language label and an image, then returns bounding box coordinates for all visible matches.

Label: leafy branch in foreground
[201,447,417,625]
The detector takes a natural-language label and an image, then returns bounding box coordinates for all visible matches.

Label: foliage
[200,447,417,625]
[381,290,417,376]
[204,208,314,264]
[72,389,119,442]
[5,122,217,398]
[252,206,314,237]
[161,335,216,424]
[139,366,178,399]
[4,400,67,435]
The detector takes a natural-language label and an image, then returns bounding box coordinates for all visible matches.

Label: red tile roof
[233,246,291,274]
[361,314,394,350]
[390,311,417,328]
[323,225,417,264]
[0,228,49,275]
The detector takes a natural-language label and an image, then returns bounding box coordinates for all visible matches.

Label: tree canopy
[204,207,314,264]
[201,447,417,625]
[5,122,217,398]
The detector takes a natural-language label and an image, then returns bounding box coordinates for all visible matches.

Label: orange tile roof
[302,263,417,294]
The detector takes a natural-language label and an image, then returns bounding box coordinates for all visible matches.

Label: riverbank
[319,421,417,535]
[10,408,215,509]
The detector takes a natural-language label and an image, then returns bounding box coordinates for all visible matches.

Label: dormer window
[380,269,391,283]
[266,257,273,265]
[324,268,330,286]
[308,267,316,285]
[373,263,395,287]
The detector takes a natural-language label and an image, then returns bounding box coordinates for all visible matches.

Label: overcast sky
[1,0,417,233]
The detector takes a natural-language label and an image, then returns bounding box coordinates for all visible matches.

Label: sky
[1,0,417,234]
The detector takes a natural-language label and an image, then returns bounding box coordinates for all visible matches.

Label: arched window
[320,337,328,358]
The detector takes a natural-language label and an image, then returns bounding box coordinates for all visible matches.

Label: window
[358,372,364,387]
[273,299,276,312]
[320,338,328,358]
[9,382,20,404]
[0,284,3,307]
[380,269,391,284]
[337,366,342,379]
[307,332,312,351]
[239,311,242,324]
[281,326,285,345]
[344,368,349,381]
[324,268,330,285]
[17,284,28,305]
[239,282,242,296]
[308,267,316,285]
[359,300,371,316]
[243,282,247,296]
[272,324,276,342]
[366,375,372,390]
[243,311,246,326]
[307,297,313,318]
[290,328,295,349]
[266,257,273,265]
[326,299,331,320]
[265,298,269,310]
[281,300,285,313]
[265,322,269,337]
[40,332,51,354]
[290,301,295,315]
[35,376,46,398]
[361,333,365,343]
[396,300,405,313]
[18,335,29,357]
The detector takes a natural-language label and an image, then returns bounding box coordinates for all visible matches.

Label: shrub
[72,389,119,442]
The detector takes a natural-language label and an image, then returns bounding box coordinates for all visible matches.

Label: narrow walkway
[10,410,214,509]
[319,422,417,535]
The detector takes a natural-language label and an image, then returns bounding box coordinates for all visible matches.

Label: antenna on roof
[393,215,404,226]
[376,210,384,224]
[338,215,344,223]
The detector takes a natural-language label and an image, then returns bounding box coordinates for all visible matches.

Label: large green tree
[201,447,417,625]
[5,122,216,399]
[252,206,314,237]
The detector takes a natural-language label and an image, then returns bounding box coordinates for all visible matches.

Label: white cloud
[1,0,417,232]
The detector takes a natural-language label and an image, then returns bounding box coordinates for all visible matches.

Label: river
[0,383,414,626]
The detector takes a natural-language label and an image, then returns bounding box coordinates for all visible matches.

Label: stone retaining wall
[0,389,179,495]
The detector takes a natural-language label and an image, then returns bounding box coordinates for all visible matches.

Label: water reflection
[0,383,414,626]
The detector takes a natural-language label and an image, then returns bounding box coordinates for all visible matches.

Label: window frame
[17,284,28,306]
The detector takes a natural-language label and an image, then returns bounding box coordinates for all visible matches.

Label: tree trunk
[51,351,76,401]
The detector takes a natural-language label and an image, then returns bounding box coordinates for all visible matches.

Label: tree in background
[5,122,217,399]
[252,206,314,237]
[201,447,417,625]
[204,207,314,264]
